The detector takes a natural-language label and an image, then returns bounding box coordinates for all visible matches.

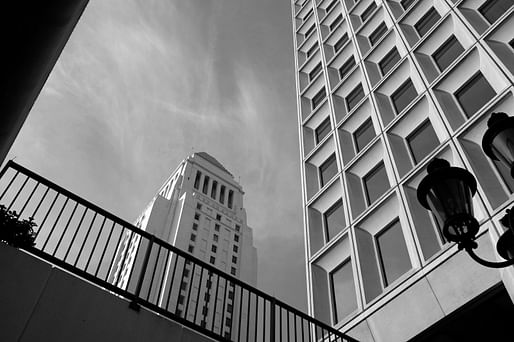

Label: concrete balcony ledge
[0,243,214,342]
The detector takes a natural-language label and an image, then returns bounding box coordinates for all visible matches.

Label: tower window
[379,48,400,75]
[346,84,365,112]
[309,63,323,81]
[400,0,415,11]
[406,120,439,164]
[432,35,464,72]
[360,2,377,23]
[305,24,316,38]
[234,235,239,242]
[353,118,375,153]
[213,234,219,242]
[220,185,226,204]
[228,190,234,209]
[231,267,237,275]
[455,72,496,117]
[391,79,417,114]
[331,259,357,323]
[376,219,412,286]
[210,256,216,264]
[319,154,338,187]
[312,88,326,110]
[212,245,217,253]
[190,234,196,242]
[334,33,349,52]
[329,14,343,31]
[306,43,318,58]
[202,176,210,194]
[479,0,512,24]
[338,57,355,80]
[324,199,345,241]
[194,171,201,189]
[211,181,218,199]
[315,117,331,144]
[414,8,440,37]
[325,0,338,13]
[369,22,387,46]
[363,163,389,205]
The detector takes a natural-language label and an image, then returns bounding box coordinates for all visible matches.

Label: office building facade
[291,0,514,340]
[110,152,257,338]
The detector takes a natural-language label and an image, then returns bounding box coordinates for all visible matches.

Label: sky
[8,0,308,310]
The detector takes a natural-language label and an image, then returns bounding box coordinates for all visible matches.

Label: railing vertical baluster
[279,306,283,342]
[156,248,171,306]
[130,235,154,310]
[211,273,220,333]
[270,298,276,342]
[145,244,161,302]
[287,310,290,342]
[7,175,28,211]
[98,221,118,279]
[73,212,97,267]
[237,287,244,342]
[63,207,88,261]
[18,181,39,217]
[36,192,59,240]
[294,314,298,342]
[52,201,78,256]
[84,216,107,272]
[42,197,69,251]
[263,299,267,342]
[193,267,204,324]
[113,229,133,286]
[165,253,180,311]
[184,263,196,320]
[246,289,251,341]
[300,318,304,342]
[0,170,19,202]
[255,295,259,341]
[31,186,49,223]
[220,278,229,338]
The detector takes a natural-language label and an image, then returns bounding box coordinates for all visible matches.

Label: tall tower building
[111,152,257,338]
[292,0,514,340]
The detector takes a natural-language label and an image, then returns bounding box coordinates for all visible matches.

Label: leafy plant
[0,205,37,248]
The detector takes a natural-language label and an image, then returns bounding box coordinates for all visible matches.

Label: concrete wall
[0,243,215,342]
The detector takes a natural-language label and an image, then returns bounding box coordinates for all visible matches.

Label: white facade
[111,152,257,338]
[292,0,514,341]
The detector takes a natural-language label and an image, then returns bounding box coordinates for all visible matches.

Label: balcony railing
[0,160,357,342]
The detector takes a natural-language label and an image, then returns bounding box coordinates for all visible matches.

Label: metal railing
[0,161,357,342]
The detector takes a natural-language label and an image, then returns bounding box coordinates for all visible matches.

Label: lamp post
[417,112,514,268]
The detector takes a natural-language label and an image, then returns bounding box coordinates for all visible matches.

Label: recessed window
[379,48,401,75]
[363,163,389,205]
[319,154,338,187]
[391,79,417,114]
[331,260,357,323]
[330,15,343,31]
[192,223,198,231]
[376,219,412,286]
[211,181,218,199]
[307,43,318,58]
[231,267,237,275]
[210,256,216,264]
[194,171,201,189]
[194,213,200,220]
[326,0,338,13]
[232,256,237,263]
[346,84,365,112]
[361,2,377,23]
[202,176,210,194]
[315,117,332,144]
[400,0,415,11]
[369,22,388,46]
[215,224,220,232]
[211,245,217,253]
[220,185,226,204]
[455,72,496,117]
[233,245,239,253]
[479,0,512,24]
[190,234,196,242]
[234,235,239,242]
[312,88,326,110]
[407,120,439,164]
[324,199,346,241]
[213,234,219,242]
[432,35,464,72]
[183,269,190,278]
[414,8,440,37]
[305,24,316,38]
[309,63,323,81]
[334,33,349,52]
[228,190,234,209]
[338,57,356,80]
[303,9,313,21]
[188,245,194,253]
[235,225,241,232]
[353,118,375,152]
[196,203,202,210]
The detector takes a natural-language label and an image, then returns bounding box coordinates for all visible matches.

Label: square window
[315,117,332,144]
[178,295,185,304]
[331,260,357,323]
[202,176,210,194]
[305,24,316,38]
[196,203,202,210]
[400,0,415,11]
[215,224,220,232]
[329,14,343,31]
[432,35,464,72]
[455,72,496,117]
[363,162,390,205]
[338,57,356,80]
[213,234,219,242]
[194,213,200,220]
[369,22,387,46]
[190,234,196,242]
[188,245,194,253]
[303,9,313,21]
[309,63,323,81]
[192,223,198,231]
[211,181,218,199]
[232,255,238,263]
[353,118,375,152]
[307,43,318,58]
[180,281,188,290]
[216,214,221,221]
[228,291,234,300]
[231,267,237,275]
[361,2,377,23]
[406,120,439,164]
[334,33,349,52]
[235,225,241,232]
[379,48,401,75]
[326,0,338,13]
[184,269,190,278]
[376,219,412,286]
[210,256,216,264]
[391,79,417,114]
[414,8,440,37]
[233,245,239,253]
[346,84,365,112]
[234,235,239,242]
[324,199,346,241]
[211,245,217,253]
[194,171,201,189]
[319,154,338,187]
[312,88,326,110]
[479,0,512,24]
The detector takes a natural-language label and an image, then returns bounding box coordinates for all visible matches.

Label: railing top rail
[0,160,357,341]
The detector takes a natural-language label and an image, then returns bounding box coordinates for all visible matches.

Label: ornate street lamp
[417,113,514,268]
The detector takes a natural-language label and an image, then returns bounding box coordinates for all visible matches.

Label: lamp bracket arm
[463,245,514,269]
